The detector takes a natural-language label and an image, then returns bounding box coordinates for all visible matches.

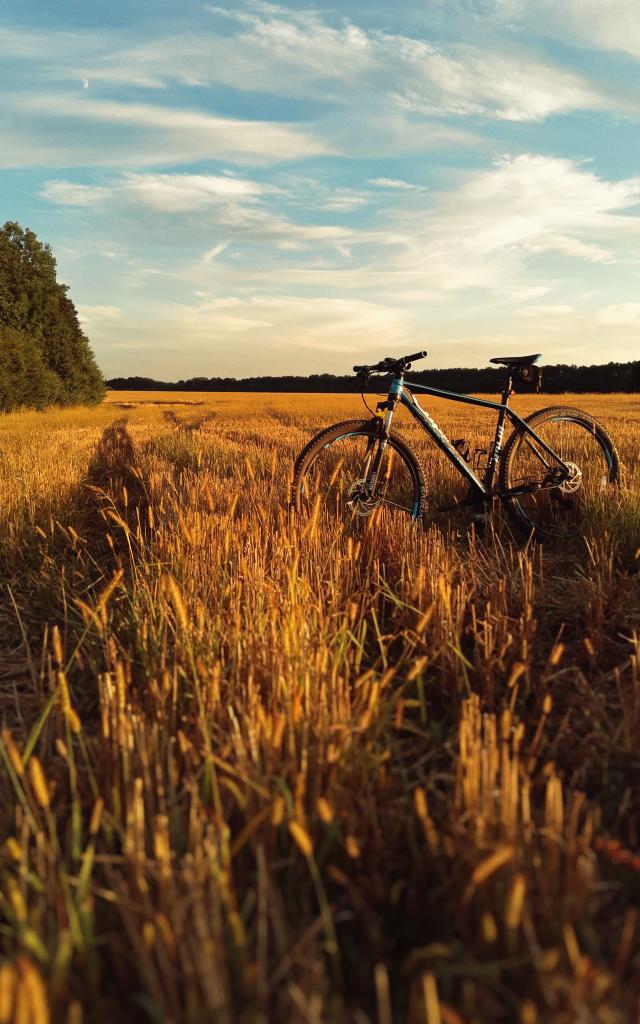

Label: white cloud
[210,4,373,79]
[427,153,640,263]
[351,154,640,299]
[386,38,610,122]
[103,154,636,316]
[2,6,632,143]
[507,286,552,301]
[497,0,640,60]
[39,169,376,259]
[78,305,123,323]
[369,178,420,190]
[317,189,370,211]
[120,172,263,211]
[40,181,111,205]
[436,155,640,239]
[212,207,360,250]
[13,95,329,168]
[6,5,640,375]
[596,302,640,326]
[127,9,634,121]
[526,234,615,263]
[58,10,373,96]
[138,155,640,304]
[202,242,230,264]
[160,294,414,352]
[40,172,266,212]
[520,304,575,316]
[11,6,612,128]
[42,172,264,211]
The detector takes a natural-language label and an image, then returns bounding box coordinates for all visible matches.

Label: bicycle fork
[365,377,403,494]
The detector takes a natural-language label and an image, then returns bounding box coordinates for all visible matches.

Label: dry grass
[0,389,639,1023]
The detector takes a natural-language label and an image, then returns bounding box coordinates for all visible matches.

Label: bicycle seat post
[501,368,514,407]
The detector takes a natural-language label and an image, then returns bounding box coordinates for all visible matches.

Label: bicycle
[291,350,620,541]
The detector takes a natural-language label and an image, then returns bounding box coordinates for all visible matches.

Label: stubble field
[0,389,639,1024]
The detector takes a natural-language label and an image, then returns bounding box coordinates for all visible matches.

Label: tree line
[108,360,640,395]
[0,222,105,412]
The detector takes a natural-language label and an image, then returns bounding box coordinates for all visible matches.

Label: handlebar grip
[404,350,428,363]
[353,364,367,373]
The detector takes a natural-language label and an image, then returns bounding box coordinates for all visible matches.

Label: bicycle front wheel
[292,419,425,524]
[500,406,619,540]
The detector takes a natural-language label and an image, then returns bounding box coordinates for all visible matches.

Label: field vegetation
[0,390,639,1023]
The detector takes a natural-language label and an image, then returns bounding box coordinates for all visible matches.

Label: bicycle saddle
[489,354,541,367]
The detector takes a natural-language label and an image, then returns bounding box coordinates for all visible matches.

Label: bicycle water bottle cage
[515,365,543,392]
[451,438,471,462]
[472,447,488,471]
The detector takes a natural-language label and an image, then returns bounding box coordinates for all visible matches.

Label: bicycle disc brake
[346,479,381,516]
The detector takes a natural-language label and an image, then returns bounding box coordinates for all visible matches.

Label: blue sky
[2,0,640,378]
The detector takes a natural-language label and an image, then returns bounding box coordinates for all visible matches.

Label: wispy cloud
[391,154,640,291]
[42,172,265,211]
[120,173,264,211]
[4,1,640,373]
[596,302,640,325]
[25,1,609,126]
[3,2,632,190]
[494,0,640,60]
[79,154,640,309]
[40,181,112,206]
[153,294,415,353]
[16,95,329,166]
[369,178,421,190]
[77,305,123,323]
[386,38,614,122]
[520,304,575,316]
[40,169,369,253]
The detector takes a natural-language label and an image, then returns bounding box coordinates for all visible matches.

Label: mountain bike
[291,351,619,540]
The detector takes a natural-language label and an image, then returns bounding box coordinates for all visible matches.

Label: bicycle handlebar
[353,350,428,376]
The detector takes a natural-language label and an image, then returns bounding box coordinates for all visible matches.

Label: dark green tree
[0,221,105,411]
[0,327,63,412]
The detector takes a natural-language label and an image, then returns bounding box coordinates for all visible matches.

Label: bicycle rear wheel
[292,419,425,524]
[500,406,619,540]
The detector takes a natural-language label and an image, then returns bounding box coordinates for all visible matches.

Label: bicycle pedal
[470,513,488,533]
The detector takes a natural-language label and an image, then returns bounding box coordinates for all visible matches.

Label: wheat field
[0,390,639,1024]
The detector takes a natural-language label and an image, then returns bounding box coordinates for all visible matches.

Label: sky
[2,0,640,378]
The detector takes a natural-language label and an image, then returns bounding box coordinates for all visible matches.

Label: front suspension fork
[365,394,399,493]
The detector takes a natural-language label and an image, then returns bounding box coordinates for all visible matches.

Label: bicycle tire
[292,419,425,522]
[500,405,620,540]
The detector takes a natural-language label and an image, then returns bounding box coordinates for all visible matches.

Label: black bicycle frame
[377,372,571,501]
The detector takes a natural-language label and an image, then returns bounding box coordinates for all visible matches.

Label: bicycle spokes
[506,415,614,536]
[297,432,419,520]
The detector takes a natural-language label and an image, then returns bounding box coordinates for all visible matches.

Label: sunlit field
[1,390,639,1023]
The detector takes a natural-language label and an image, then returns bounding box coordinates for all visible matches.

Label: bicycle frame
[374,372,572,503]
